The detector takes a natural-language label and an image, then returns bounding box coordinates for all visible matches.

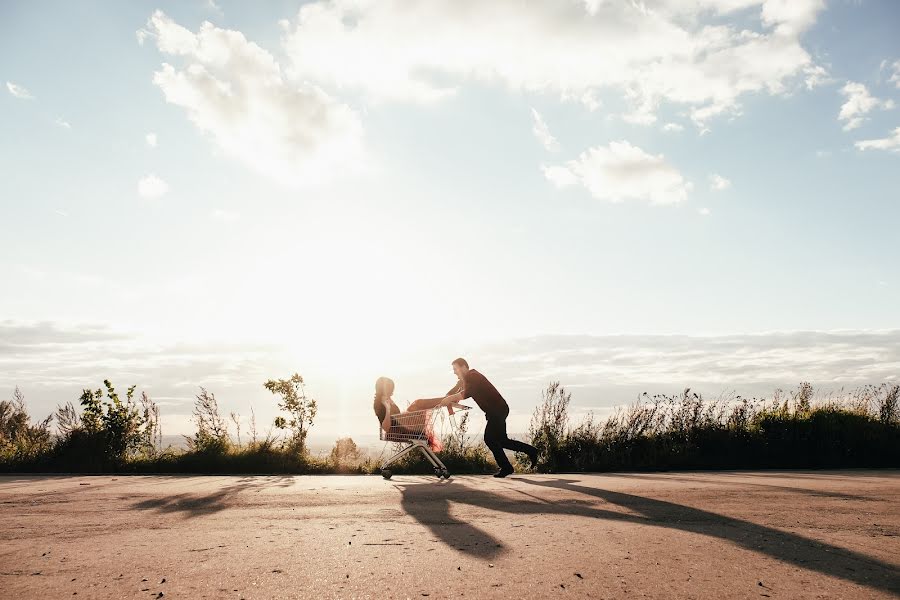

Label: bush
[527,381,571,472]
[2,378,897,474]
[265,373,317,455]
[47,380,157,471]
[527,381,900,472]
[186,387,230,454]
[330,437,362,470]
[0,387,53,465]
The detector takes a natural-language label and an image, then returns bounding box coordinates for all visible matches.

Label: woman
[373,377,444,451]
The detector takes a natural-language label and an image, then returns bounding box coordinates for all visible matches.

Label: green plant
[186,387,230,454]
[76,380,154,466]
[0,387,53,463]
[527,381,571,471]
[265,373,317,454]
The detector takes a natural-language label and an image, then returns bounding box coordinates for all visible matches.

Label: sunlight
[273,232,454,379]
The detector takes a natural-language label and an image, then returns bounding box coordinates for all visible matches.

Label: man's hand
[440,392,464,407]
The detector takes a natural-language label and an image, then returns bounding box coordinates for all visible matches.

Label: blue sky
[2,0,899,443]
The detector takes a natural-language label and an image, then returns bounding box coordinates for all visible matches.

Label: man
[440,358,538,477]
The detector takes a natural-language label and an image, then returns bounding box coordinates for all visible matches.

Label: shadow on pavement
[610,471,874,501]
[131,476,295,517]
[396,476,900,595]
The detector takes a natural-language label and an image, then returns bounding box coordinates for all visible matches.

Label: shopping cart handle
[447,402,471,411]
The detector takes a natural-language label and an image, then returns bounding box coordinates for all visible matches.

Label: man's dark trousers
[484,407,537,471]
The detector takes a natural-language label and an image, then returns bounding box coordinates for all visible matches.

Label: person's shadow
[396,475,900,595]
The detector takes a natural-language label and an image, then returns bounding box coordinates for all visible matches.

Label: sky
[2,0,899,446]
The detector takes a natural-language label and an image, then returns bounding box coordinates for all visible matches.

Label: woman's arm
[411,382,463,407]
[407,397,443,411]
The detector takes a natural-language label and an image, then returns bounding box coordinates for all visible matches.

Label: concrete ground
[0,471,898,599]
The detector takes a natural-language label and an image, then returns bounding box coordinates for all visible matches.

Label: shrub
[526,381,900,472]
[265,373,317,455]
[0,387,53,464]
[330,437,361,465]
[65,380,155,469]
[186,387,230,454]
[527,381,571,472]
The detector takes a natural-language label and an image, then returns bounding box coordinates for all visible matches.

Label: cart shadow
[396,476,900,595]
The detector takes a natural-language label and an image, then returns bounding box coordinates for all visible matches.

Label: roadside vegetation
[526,381,900,471]
[1,376,898,474]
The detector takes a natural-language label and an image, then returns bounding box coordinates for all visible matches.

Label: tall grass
[528,382,900,472]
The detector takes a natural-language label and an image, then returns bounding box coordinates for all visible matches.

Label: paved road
[1,471,898,599]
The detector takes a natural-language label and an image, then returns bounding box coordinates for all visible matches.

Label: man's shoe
[493,468,514,478]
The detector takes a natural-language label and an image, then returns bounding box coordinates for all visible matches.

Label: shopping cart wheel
[381,469,392,480]
[440,469,451,479]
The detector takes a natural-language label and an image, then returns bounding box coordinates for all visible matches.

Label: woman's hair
[374,376,395,400]
[373,377,396,423]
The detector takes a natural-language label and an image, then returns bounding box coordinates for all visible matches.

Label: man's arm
[414,381,463,406]
[439,378,469,406]
[439,391,464,406]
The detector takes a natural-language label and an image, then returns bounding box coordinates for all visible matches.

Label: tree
[265,373,317,454]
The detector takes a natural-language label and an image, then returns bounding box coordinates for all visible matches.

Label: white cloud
[709,173,732,191]
[146,132,158,147]
[855,127,900,153]
[54,117,71,129]
[699,207,711,215]
[838,82,894,131]
[542,164,579,188]
[6,81,33,99]
[0,320,280,425]
[802,64,832,89]
[562,89,601,112]
[760,0,825,34]
[662,122,685,133]
[211,208,240,222]
[281,0,826,129]
[530,108,560,152]
[477,329,900,391]
[887,60,900,88]
[142,10,364,187]
[543,141,691,205]
[138,174,170,199]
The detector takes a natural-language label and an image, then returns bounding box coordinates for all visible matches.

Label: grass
[1,380,898,474]
[529,382,900,472]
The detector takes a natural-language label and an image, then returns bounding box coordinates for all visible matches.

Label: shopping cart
[379,403,470,480]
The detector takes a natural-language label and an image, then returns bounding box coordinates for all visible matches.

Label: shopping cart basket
[379,403,469,480]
